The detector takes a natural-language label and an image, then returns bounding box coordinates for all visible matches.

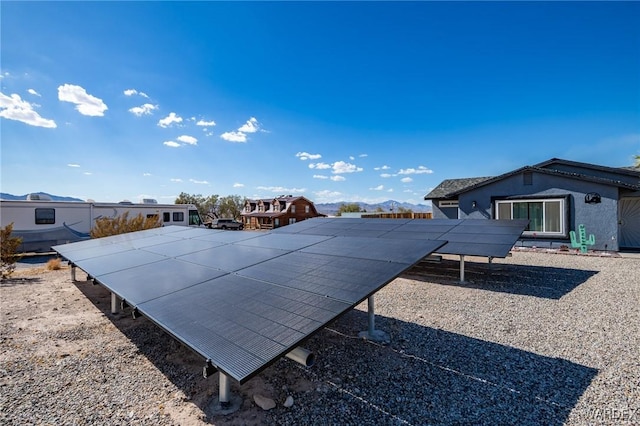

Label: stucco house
[241,195,325,230]
[424,158,640,251]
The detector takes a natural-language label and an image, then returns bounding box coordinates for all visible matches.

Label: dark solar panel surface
[278,218,528,258]
[53,225,445,383]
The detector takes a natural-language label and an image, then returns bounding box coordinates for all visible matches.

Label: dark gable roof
[535,158,640,178]
[425,158,640,200]
[424,177,493,200]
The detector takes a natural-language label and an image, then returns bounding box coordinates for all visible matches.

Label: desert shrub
[46,258,63,270]
[1,223,23,279]
[91,212,162,238]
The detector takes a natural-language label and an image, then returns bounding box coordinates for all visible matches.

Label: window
[188,209,201,226]
[305,205,310,214]
[173,212,184,222]
[495,198,565,236]
[146,214,158,220]
[289,218,296,225]
[291,205,296,214]
[274,218,280,227]
[163,212,171,223]
[35,208,55,224]
[439,200,459,208]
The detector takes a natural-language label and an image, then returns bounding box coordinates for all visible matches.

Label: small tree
[1,223,22,279]
[91,212,162,238]
[218,195,246,219]
[175,192,219,221]
[336,203,362,216]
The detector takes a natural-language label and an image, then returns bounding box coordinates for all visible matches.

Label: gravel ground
[1,251,638,425]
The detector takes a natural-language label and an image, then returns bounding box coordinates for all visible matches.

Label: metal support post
[358,295,390,343]
[70,264,76,282]
[219,372,231,407]
[459,255,465,282]
[111,292,118,314]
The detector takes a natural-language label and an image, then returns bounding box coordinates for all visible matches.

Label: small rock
[283,395,294,408]
[253,394,276,410]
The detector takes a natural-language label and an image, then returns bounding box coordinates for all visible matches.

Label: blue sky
[1,2,639,205]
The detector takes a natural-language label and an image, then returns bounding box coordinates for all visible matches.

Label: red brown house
[241,195,325,230]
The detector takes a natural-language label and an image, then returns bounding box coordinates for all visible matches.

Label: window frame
[35,208,56,225]
[494,196,568,237]
[439,200,459,208]
[173,211,185,222]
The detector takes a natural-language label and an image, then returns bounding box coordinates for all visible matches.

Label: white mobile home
[0,199,203,252]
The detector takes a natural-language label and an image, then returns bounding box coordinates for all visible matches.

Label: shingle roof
[424,177,493,200]
[425,158,640,200]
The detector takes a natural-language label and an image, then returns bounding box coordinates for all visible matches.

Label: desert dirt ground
[1,251,639,425]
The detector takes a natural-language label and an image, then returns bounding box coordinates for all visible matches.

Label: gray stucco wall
[456,172,621,251]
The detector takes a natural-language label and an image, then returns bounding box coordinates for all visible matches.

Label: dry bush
[46,258,63,270]
[1,223,23,279]
[91,212,162,238]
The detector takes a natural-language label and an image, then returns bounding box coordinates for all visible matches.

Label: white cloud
[129,103,158,116]
[238,117,259,133]
[177,135,198,145]
[296,152,322,160]
[27,89,41,97]
[313,175,329,179]
[83,172,92,175]
[220,117,261,143]
[163,141,181,148]
[0,92,57,128]
[143,173,152,177]
[401,177,413,183]
[309,162,331,170]
[374,165,391,171]
[124,89,149,98]
[349,156,355,160]
[359,154,368,158]
[398,166,433,175]
[189,179,209,185]
[220,131,247,143]
[158,112,183,128]
[256,186,306,193]
[370,185,385,191]
[197,119,216,126]
[330,175,346,182]
[170,178,183,182]
[332,161,363,174]
[58,84,108,116]
[67,163,80,168]
[380,173,392,178]
[387,188,394,192]
[233,182,245,188]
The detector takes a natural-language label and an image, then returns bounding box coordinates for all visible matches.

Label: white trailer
[0,199,203,252]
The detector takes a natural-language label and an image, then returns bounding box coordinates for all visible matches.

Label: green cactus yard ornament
[570,224,595,254]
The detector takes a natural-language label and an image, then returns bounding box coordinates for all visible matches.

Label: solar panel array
[274,218,529,258]
[54,225,446,383]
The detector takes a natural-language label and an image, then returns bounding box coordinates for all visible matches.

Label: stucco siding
[457,171,621,250]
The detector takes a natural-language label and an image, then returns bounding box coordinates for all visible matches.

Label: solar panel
[54,225,445,383]
[53,219,526,385]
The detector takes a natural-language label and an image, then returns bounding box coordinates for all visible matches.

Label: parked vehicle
[208,218,244,230]
[0,198,204,252]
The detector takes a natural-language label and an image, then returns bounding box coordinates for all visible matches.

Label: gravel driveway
[1,251,638,425]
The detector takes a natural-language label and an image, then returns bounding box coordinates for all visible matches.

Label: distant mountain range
[0,192,431,215]
[315,200,432,216]
[0,192,84,202]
